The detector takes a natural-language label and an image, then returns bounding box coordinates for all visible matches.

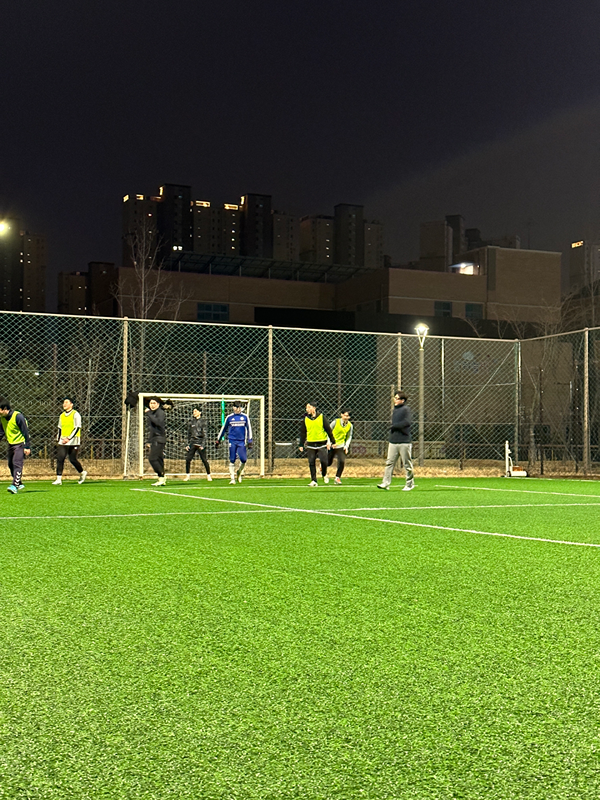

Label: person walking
[52,397,87,485]
[328,409,353,484]
[377,391,414,491]
[0,397,31,493]
[299,402,334,487]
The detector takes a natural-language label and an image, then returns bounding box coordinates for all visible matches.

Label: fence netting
[1,310,598,477]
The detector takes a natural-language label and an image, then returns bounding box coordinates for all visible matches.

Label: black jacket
[145,408,166,444]
[188,417,207,447]
[389,403,412,444]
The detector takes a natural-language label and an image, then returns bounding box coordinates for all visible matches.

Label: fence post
[397,333,402,390]
[584,328,590,474]
[515,340,521,463]
[268,325,274,473]
[121,317,129,476]
[441,337,445,441]
[419,341,425,466]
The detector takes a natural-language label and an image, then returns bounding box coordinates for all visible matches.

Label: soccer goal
[124,394,265,479]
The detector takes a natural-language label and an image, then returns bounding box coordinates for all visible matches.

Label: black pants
[57,445,83,476]
[8,443,25,486]
[185,445,211,474]
[328,447,346,478]
[148,441,165,477]
[307,447,328,481]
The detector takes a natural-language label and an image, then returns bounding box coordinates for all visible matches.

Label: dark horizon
[3,1,600,307]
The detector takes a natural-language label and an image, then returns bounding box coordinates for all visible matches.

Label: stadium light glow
[415,324,429,349]
[0,221,9,235]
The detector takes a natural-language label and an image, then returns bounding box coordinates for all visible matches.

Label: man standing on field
[145,397,167,486]
[378,391,414,491]
[299,402,334,487]
[53,396,87,485]
[216,402,252,484]
[0,397,31,493]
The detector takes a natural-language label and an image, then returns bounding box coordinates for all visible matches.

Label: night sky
[3,1,600,305]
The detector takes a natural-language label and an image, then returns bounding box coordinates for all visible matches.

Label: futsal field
[2,476,600,799]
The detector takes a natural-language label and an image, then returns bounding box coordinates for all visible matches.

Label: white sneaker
[207,474,212,481]
[152,476,166,486]
[229,479,236,485]
[78,470,87,484]
[403,482,414,492]
[377,483,389,491]
[323,476,330,484]
[183,474,190,482]
[52,477,62,485]
[334,477,342,485]
[308,480,318,487]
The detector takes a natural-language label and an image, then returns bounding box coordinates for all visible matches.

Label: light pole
[415,324,429,466]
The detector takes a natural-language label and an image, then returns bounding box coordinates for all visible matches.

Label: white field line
[350,502,600,511]
[440,485,600,500]
[151,484,379,490]
[0,510,294,522]
[135,489,600,549]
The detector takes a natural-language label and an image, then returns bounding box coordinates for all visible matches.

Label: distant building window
[434,301,452,317]
[465,303,483,320]
[197,303,229,322]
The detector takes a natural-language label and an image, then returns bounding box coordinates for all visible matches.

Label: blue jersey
[217,413,252,445]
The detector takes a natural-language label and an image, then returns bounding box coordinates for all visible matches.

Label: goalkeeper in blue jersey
[216,401,253,484]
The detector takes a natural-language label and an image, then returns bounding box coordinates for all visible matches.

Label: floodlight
[415,324,429,349]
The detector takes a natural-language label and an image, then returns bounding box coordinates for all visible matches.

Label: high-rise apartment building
[272,210,299,262]
[445,215,467,264]
[334,204,365,267]
[364,220,384,268]
[58,271,88,315]
[0,217,24,311]
[0,218,46,311]
[157,184,193,257]
[419,220,453,271]
[22,232,46,312]
[569,239,600,292]
[240,194,273,258]
[193,201,240,256]
[122,193,160,266]
[300,215,334,263]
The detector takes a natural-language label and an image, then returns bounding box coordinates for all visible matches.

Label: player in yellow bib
[299,402,334,487]
[0,397,31,493]
[52,397,87,485]
[328,409,353,484]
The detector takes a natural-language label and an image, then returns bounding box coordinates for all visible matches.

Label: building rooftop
[164,252,374,284]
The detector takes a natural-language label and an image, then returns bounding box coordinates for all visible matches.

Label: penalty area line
[136,489,600,549]
[0,509,295,522]
[439,485,600,500]
[351,501,600,511]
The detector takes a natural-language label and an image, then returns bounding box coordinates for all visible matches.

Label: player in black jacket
[145,397,167,486]
[184,407,212,481]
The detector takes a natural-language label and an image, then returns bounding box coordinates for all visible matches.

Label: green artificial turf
[2,476,600,799]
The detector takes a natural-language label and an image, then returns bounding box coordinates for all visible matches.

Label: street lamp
[415,324,429,466]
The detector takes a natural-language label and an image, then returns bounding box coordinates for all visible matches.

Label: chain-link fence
[1,310,599,478]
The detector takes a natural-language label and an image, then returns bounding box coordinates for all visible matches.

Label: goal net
[124,394,265,479]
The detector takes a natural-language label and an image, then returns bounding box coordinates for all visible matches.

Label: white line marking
[440,484,600,499]
[0,510,294,522]
[135,490,600,549]
[147,484,375,490]
[351,502,600,511]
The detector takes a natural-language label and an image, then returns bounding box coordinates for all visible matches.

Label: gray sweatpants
[381,442,413,487]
